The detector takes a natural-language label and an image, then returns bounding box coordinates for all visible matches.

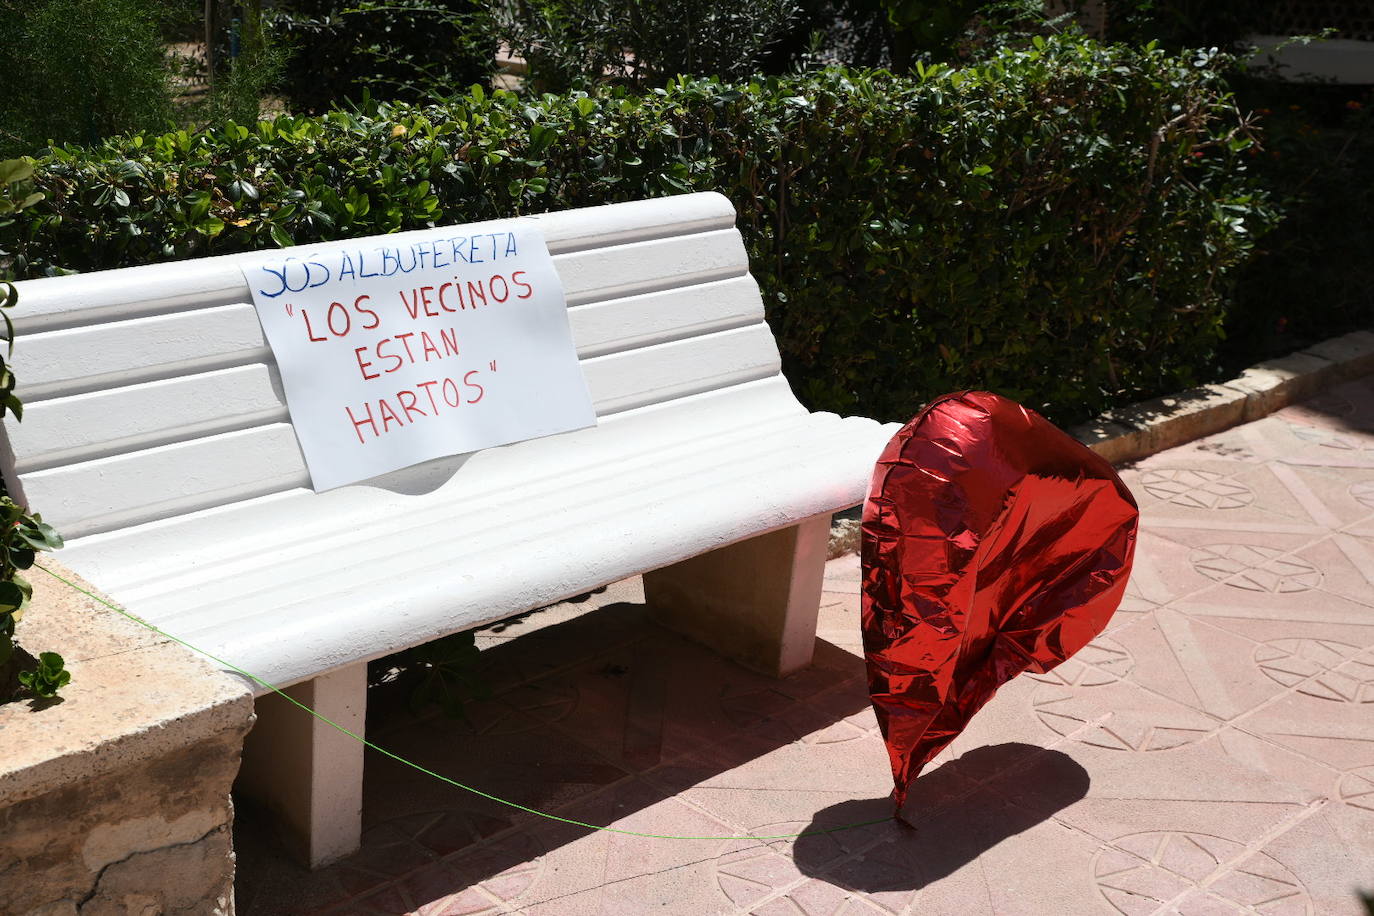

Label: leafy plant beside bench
[0,159,67,702]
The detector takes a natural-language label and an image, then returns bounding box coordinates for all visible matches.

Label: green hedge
[0,35,1272,425]
[1220,83,1374,372]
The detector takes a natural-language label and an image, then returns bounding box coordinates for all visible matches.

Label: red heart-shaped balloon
[861,391,1138,809]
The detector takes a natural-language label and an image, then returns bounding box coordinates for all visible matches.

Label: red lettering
[442,377,462,407]
[378,397,403,433]
[466,280,488,308]
[302,308,328,342]
[420,286,439,317]
[439,328,459,357]
[463,370,485,404]
[416,379,441,412]
[489,275,509,303]
[397,389,426,422]
[354,346,379,380]
[326,301,352,337]
[353,294,380,330]
[399,288,421,320]
[346,402,378,444]
[376,338,404,373]
[511,270,533,299]
[395,331,417,361]
[437,282,458,313]
[420,331,442,362]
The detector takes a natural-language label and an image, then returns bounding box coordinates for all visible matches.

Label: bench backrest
[3,193,790,540]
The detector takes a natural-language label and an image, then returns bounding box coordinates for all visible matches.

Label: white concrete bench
[1,192,896,866]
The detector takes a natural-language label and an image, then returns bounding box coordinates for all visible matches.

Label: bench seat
[3,192,898,866]
[55,377,891,689]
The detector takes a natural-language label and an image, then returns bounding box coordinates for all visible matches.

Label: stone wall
[0,560,254,915]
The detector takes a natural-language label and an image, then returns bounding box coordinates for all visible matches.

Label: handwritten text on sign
[242,223,596,491]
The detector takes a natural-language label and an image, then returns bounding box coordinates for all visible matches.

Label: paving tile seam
[970,855,998,916]
[498,847,758,913]
[528,654,875,796]
[1114,607,1264,722]
[1060,611,1252,725]
[1048,601,1374,725]
[1147,460,1374,524]
[418,870,516,916]
[1268,462,1349,529]
[1156,604,1374,655]
[1144,798,1329,916]
[1052,804,1322,916]
[726,714,1123,915]
[1142,524,1374,614]
[1121,536,1256,611]
[1229,727,1374,764]
[1143,517,1333,553]
[984,638,1366,904]
[1172,608,1374,641]
[1134,462,1351,521]
[470,630,654,696]
[1080,617,1374,754]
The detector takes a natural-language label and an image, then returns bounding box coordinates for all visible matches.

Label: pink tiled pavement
[235,377,1374,915]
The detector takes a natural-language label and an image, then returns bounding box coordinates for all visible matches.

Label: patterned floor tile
[1106,608,1324,722]
[1123,459,1332,529]
[1246,797,1374,916]
[237,381,1374,916]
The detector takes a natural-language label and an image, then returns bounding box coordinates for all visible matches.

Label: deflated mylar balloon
[861,391,1139,811]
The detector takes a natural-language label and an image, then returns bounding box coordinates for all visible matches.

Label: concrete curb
[1071,328,1374,465]
[826,328,1374,558]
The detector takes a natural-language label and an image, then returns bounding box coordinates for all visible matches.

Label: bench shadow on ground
[233,597,1087,914]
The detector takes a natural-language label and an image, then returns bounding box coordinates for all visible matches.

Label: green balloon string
[34,563,894,842]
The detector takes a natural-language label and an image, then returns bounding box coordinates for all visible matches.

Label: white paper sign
[241,222,596,491]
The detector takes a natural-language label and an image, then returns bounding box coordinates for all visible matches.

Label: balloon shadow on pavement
[792,742,1089,893]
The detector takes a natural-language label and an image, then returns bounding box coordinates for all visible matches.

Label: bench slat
[13,317,780,476]
[132,413,894,688]
[572,274,764,357]
[150,411,858,626]
[20,424,311,540]
[16,304,270,402]
[111,408,831,607]
[558,229,746,306]
[15,268,761,404]
[12,365,285,474]
[56,376,811,592]
[581,322,780,414]
[17,323,784,536]
[9,193,739,334]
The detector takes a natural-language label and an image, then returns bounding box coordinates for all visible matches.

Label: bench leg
[642,514,830,677]
[236,662,366,869]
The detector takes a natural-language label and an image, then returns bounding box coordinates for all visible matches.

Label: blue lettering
[307,257,331,288]
[255,262,288,298]
[504,232,518,257]
[339,251,357,282]
[432,239,450,269]
[283,257,311,293]
[359,249,379,278]
[381,247,400,276]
